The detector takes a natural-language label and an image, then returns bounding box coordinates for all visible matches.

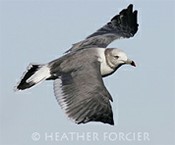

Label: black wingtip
[79,110,114,126]
[77,118,114,126]
[109,119,114,125]
[128,4,133,9]
[117,4,138,37]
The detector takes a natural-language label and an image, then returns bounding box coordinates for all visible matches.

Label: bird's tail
[15,63,51,90]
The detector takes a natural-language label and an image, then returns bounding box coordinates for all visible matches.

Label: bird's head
[106,48,136,69]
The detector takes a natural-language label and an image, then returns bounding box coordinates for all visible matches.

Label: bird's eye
[115,56,119,59]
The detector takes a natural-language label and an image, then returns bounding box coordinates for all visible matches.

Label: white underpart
[97,48,114,76]
[26,64,51,84]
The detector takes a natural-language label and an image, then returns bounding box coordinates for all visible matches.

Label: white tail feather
[26,64,50,84]
[16,63,51,90]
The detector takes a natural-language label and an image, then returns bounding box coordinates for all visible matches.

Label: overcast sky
[0,0,175,145]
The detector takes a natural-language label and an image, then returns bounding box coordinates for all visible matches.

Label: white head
[106,48,136,70]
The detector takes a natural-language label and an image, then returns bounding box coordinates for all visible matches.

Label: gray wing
[53,57,114,125]
[66,4,138,53]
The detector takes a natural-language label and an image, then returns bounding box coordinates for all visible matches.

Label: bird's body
[15,4,138,125]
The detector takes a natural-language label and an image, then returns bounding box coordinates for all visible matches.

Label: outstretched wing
[53,54,114,125]
[66,4,138,53]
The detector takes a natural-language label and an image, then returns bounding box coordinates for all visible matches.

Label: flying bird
[15,4,138,125]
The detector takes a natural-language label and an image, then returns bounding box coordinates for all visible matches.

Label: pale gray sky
[0,0,175,145]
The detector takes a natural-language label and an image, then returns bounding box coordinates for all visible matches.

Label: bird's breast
[100,62,114,76]
[97,48,114,76]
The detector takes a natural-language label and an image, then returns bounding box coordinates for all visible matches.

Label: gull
[15,4,138,125]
